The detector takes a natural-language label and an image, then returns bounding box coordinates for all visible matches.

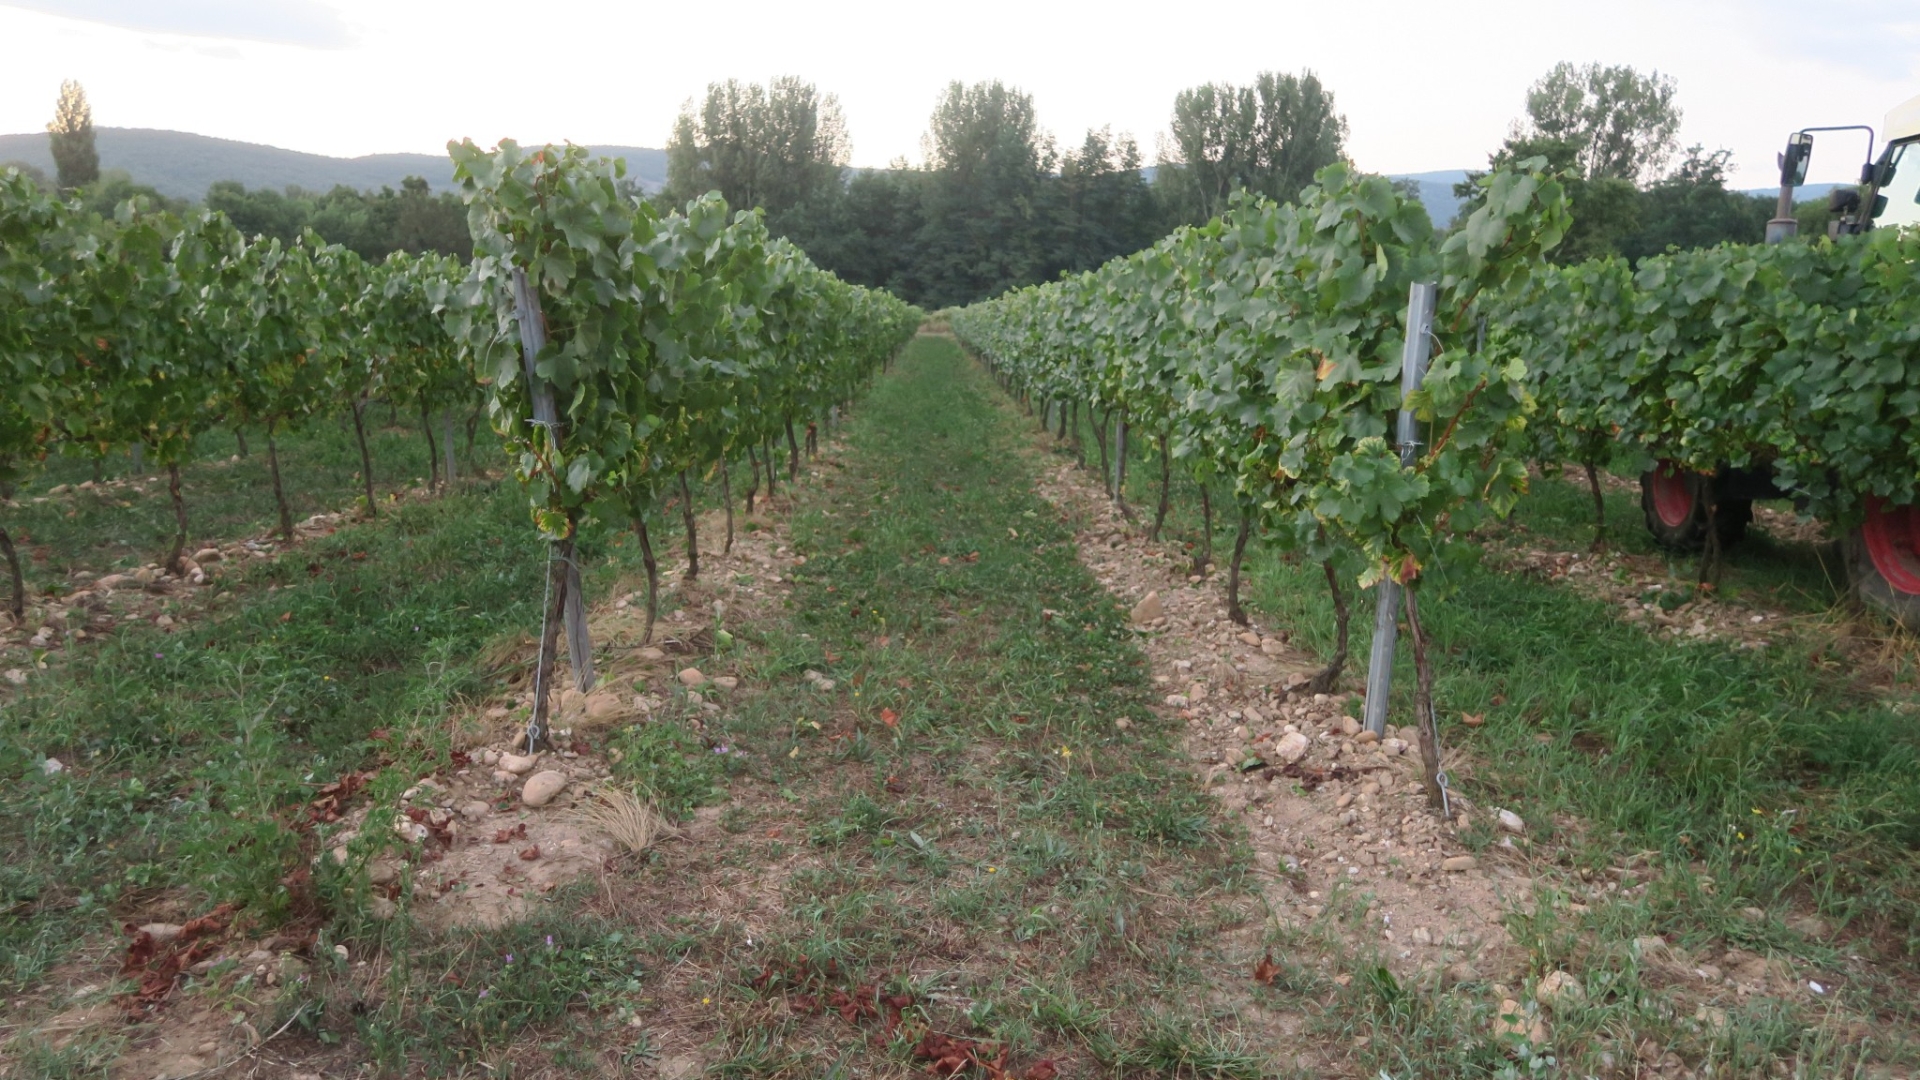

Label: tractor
[1639,91,1920,629]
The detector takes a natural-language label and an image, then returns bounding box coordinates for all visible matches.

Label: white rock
[139,922,184,943]
[1275,731,1311,764]
[521,770,568,807]
[459,800,491,821]
[1130,591,1164,625]
[3,668,26,686]
[480,749,499,766]
[677,667,705,687]
[500,753,539,775]
[1535,970,1585,1010]
[193,548,222,564]
[40,757,65,775]
[1497,809,1527,835]
[1442,855,1477,873]
[712,676,739,691]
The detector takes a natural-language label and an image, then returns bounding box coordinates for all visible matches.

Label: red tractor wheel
[1640,461,1751,550]
[1846,497,1920,631]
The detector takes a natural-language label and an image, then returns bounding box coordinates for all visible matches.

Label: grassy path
[577,333,1277,1077]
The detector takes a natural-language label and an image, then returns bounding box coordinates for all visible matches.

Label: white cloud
[0,0,353,48]
[0,0,1908,187]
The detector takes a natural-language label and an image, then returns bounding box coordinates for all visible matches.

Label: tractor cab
[1768,92,1920,240]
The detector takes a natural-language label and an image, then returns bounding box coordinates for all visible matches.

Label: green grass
[10,338,1913,1077]
[0,478,551,989]
[1057,393,1920,944]
[1026,381,1920,1073]
[6,406,468,591]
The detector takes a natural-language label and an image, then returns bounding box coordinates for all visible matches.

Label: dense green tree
[204,178,468,261]
[1620,147,1772,259]
[47,80,99,191]
[1155,71,1347,224]
[911,81,1053,308]
[1459,135,1640,263]
[663,77,849,226]
[1522,62,1681,184]
[1458,67,1764,264]
[1048,128,1162,275]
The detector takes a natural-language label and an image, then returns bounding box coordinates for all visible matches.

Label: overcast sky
[1,0,1915,187]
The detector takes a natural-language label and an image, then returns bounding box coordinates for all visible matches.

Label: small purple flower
[153,652,164,659]
[478,989,489,999]
[504,953,513,964]
[545,935,554,948]
[713,744,731,755]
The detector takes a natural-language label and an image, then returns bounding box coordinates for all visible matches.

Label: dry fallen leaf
[879,707,899,728]
[1253,954,1281,985]
[1462,712,1486,727]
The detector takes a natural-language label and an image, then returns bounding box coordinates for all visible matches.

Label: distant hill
[1388,170,1472,226]
[0,128,669,200]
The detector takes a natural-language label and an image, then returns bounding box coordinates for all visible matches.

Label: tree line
[12,68,1824,311]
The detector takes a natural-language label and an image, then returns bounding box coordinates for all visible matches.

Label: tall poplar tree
[48,80,100,191]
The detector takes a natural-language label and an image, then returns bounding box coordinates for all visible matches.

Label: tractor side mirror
[1860,161,1877,186]
[1779,133,1814,187]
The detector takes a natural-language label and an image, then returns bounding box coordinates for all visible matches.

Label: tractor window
[1875,140,1920,231]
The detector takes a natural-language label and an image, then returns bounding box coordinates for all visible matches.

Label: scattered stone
[1442,855,1477,873]
[1497,809,1526,835]
[193,548,222,564]
[1694,1005,1729,1033]
[1355,730,1379,744]
[1130,591,1164,625]
[521,770,568,807]
[1237,631,1260,647]
[1494,999,1549,1044]
[3,669,26,686]
[712,676,739,691]
[500,753,538,775]
[1410,926,1432,946]
[41,757,64,775]
[481,749,499,766]
[1113,717,1132,731]
[368,896,397,920]
[1788,914,1831,939]
[139,923,185,943]
[639,647,666,661]
[1275,731,1311,764]
[1339,716,1361,736]
[1739,906,1766,923]
[1535,970,1585,1010]
[459,800,491,822]
[368,860,401,886]
[1443,961,1480,986]
[677,667,705,688]
[155,614,174,629]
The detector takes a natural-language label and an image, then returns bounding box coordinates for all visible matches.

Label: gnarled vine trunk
[350,398,377,518]
[631,516,660,645]
[165,462,189,575]
[266,420,294,541]
[679,470,700,580]
[1151,433,1171,541]
[1305,559,1351,693]
[1401,583,1446,812]
[421,402,440,492]
[1226,507,1252,626]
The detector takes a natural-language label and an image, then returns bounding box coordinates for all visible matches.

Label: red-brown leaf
[1253,953,1281,986]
